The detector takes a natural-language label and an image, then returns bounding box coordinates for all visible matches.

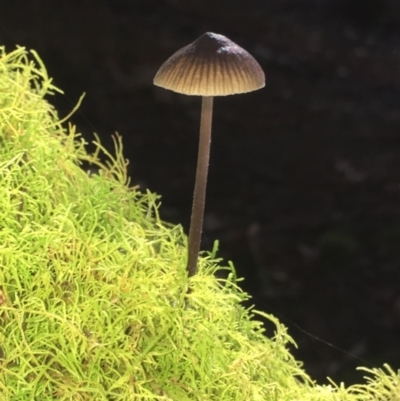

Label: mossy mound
[0,47,398,401]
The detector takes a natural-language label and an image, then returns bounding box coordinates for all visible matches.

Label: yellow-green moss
[0,46,398,401]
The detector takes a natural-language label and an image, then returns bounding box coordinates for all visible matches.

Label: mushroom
[154,32,265,278]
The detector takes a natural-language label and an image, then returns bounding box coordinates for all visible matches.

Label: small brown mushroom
[154,32,265,278]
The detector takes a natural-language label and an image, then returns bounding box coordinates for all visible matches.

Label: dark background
[1,0,399,384]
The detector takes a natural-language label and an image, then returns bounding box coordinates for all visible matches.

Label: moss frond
[350,365,400,401]
[0,46,397,401]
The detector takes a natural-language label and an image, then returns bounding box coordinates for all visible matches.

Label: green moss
[0,47,398,401]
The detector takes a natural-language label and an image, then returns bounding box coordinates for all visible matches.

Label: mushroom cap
[153,32,265,96]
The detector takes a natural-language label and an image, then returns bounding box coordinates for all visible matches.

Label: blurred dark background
[1,0,399,384]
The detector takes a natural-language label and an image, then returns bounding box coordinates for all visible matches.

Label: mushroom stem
[186,96,214,277]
